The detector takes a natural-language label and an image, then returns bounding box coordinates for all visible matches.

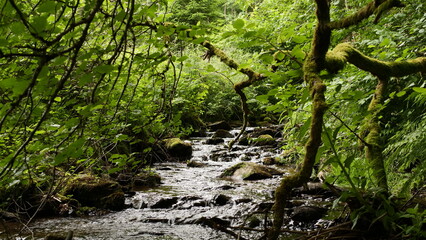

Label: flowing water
[2,128,290,240]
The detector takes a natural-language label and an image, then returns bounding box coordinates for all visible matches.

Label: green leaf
[222,31,234,38]
[38,1,57,13]
[260,53,273,64]
[379,38,391,47]
[291,46,305,60]
[292,35,306,44]
[192,37,205,44]
[177,56,188,62]
[94,64,114,74]
[344,155,355,169]
[54,97,62,102]
[108,167,122,174]
[412,87,426,94]
[233,19,245,29]
[54,138,85,165]
[0,39,8,46]
[298,117,312,140]
[243,31,256,38]
[115,10,127,22]
[31,15,48,33]
[275,51,285,61]
[256,95,269,104]
[396,90,406,97]
[11,22,26,34]
[206,64,216,72]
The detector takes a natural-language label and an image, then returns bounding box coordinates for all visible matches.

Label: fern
[384,90,426,196]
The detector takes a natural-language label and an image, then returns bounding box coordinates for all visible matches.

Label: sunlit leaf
[233,19,245,29]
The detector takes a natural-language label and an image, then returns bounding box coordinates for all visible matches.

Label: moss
[162,138,192,159]
[63,175,125,210]
[220,162,245,177]
[326,43,426,78]
[220,162,282,180]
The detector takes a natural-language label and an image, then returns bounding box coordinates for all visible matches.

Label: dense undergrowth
[0,0,425,239]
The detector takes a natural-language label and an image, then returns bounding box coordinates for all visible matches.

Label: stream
[1,127,335,240]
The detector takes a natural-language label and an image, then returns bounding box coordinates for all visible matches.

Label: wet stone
[133,172,161,188]
[150,197,179,209]
[215,185,236,190]
[192,200,208,207]
[235,198,252,204]
[291,206,328,222]
[186,160,207,168]
[212,194,232,206]
[212,129,234,138]
[247,216,262,228]
[256,202,274,212]
[220,162,283,180]
[193,216,231,227]
[262,157,277,165]
[205,137,224,145]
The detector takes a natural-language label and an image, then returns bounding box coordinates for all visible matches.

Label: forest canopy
[0,0,425,239]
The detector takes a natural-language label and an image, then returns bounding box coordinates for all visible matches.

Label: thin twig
[328,111,370,147]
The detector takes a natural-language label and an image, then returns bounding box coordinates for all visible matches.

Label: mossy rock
[133,172,161,188]
[162,138,192,159]
[212,129,233,138]
[64,175,125,211]
[262,157,277,165]
[220,162,283,180]
[187,160,207,168]
[250,134,276,146]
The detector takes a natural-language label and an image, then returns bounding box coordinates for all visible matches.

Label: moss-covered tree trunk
[364,78,389,191]
[268,0,331,239]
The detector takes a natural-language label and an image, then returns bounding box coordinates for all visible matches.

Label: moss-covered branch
[328,0,404,29]
[325,43,425,191]
[325,43,426,78]
[200,41,265,145]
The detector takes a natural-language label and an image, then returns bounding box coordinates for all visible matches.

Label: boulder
[220,162,283,180]
[212,129,233,138]
[290,205,328,222]
[208,121,232,131]
[205,137,224,145]
[64,175,125,211]
[162,138,192,159]
[262,157,277,165]
[250,134,276,146]
[150,197,179,209]
[238,135,249,145]
[187,160,207,168]
[133,172,161,188]
[212,194,231,206]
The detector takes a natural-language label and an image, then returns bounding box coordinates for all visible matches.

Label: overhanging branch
[325,43,426,78]
[328,0,404,29]
[200,40,266,146]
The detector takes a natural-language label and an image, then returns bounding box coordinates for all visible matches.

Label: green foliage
[0,1,425,238]
[169,0,225,26]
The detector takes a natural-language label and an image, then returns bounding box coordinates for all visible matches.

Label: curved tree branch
[325,43,426,78]
[200,41,266,146]
[328,0,404,29]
